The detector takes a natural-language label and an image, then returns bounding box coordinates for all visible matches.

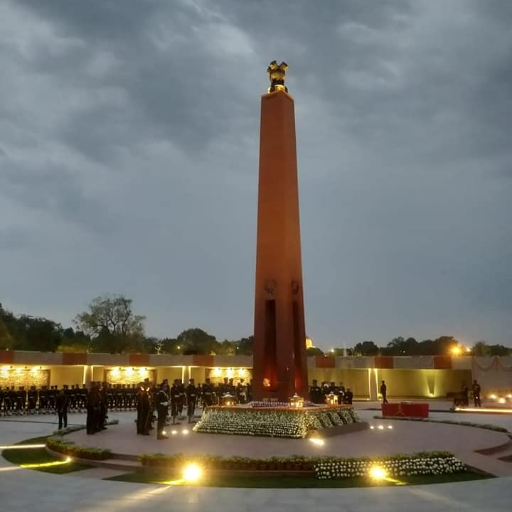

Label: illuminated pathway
[1,410,512,512]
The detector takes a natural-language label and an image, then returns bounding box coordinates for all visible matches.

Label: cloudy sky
[1,0,511,349]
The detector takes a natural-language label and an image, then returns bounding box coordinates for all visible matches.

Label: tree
[74,295,146,354]
[235,336,254,355]
[0,314,14,350]
[471,341,491,356]
[176,328,218,355]
[384,337,419,356]
[306,347,324,356]
[353,340,379,356]
[488,344,511,356]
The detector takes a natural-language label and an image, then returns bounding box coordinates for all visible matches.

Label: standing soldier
[202,378,213,407]
[177,379,186,420]
[309,380,322,404]
[461,381,469,407]
[155,384,169,440]
[136,382,150,435]
[56,388,69,430]
[472,380,482,407]
[186,379,197,423]
[97,382,108,431]
[86,383,100,435]
[27,386,38,415]
[236,379,247,404]
[48,386,57,413]
[380,380,389,404]
[247,379,253,403]
[344,387,353,404]
[170,379,181,425]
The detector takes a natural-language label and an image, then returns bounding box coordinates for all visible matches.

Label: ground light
[455,407,512,414]
[369,466,387,480]
[308,438,325,446]
[0,444,46,450]
[368,466,406,486]
[183,464,202,483]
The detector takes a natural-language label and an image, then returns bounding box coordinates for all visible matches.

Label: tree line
[0,296,510,356]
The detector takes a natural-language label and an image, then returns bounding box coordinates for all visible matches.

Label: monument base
[193,405,359,439]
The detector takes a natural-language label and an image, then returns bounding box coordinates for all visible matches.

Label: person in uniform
[380,380,388,404]
[27,386,38,415]
[236,379,247,404]
[170,379,181,424]
[136,382,150,435]
[472,380,482,407]
[186,379,197,423]
[0,387,4,416]
[56,388,69,430]
[86,383,100,435]
[461,382,469,407]
[309,380,323,404]
[155,384,169,439]
[344,388,353,404]
[202,378,213,407]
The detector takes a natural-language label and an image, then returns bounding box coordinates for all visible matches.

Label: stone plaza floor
[1,403,512,512]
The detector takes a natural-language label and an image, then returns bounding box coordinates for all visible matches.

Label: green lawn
[106,470,490,488]
[1,436,92,474]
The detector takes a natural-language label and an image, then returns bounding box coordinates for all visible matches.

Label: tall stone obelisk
[253,61,308,402]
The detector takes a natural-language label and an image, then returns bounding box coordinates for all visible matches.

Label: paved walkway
[1,409,512,512]
[67,413,509,460]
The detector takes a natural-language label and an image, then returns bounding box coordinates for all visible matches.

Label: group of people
[0,385,89,416]
[309,380,354,404]
[135,377,236,440]
[459,380,482,407]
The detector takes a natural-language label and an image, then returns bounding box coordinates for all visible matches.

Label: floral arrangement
[315,452,466,480]
[193,405,358,438]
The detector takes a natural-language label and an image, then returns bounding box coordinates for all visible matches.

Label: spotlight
[309,438,325,446]
[183,464,202,482]
[171,430,178,435]
[182,429,189,435]
[377,425,384,430]
[369,466,387,480]
[370,426,375,430]
[162,431,167,435]
[387,425,393,429]
[498,398,506,404]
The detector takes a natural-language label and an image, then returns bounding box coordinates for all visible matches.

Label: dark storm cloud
[1,0,511,347]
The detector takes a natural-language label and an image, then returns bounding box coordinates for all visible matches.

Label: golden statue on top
[267,61,288,93]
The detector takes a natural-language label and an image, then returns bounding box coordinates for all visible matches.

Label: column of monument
[252,61,309,402]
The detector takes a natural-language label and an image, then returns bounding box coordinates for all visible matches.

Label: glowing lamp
[289,393,304,408]
[325,392,338,406]
[489,394,497,400]
[369,466,387,480]
[451,346,461,356]
[183,464,202,483]
[221,393,234,407]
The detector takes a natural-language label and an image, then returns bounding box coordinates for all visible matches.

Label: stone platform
[65,412,510,464]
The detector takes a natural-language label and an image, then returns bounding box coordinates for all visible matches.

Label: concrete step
[457,451,512,477]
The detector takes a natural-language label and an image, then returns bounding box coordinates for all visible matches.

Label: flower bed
[46,436,112,461]
[193,405,358,438]
[315,452,466,480]
[139,451,466,480]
